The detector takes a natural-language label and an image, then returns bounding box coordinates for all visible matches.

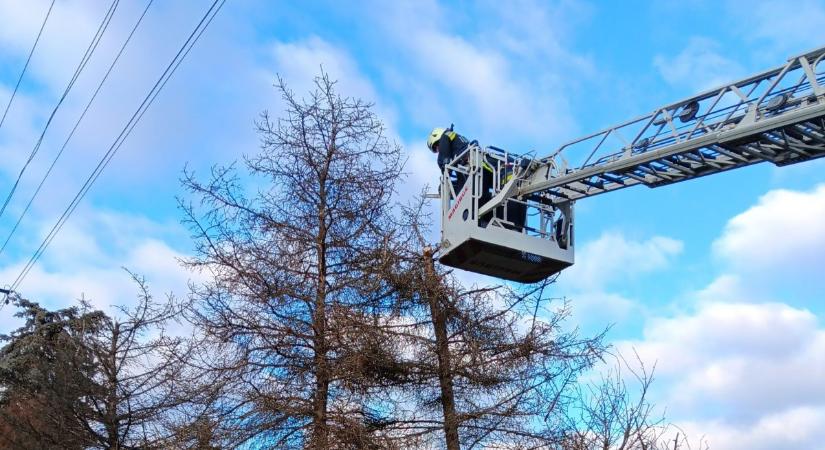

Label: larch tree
[180,73,413,449]
[374,200,683,450]
[80,274,194,449]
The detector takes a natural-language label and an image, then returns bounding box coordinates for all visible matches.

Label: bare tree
[180,72,411,449]
[79,273,194,449]
[563,353,710,450]
[369,198,698,450]
[408,258,606,448]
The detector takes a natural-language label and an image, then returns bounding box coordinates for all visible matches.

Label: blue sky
[1,1,824,448]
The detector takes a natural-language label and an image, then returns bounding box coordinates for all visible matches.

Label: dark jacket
[437,131,470,172]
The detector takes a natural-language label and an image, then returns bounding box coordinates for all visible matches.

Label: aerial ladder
[438,46,825,282]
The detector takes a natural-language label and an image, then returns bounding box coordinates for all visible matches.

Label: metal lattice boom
[520,46,825,204]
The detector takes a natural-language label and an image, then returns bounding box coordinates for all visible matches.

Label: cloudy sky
[1,0,824,448]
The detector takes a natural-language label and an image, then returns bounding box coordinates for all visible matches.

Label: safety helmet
[427,127,445,152]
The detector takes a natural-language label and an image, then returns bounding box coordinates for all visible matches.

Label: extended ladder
[519,46,825,203]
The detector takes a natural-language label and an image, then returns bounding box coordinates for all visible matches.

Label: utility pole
[422,246,460,450]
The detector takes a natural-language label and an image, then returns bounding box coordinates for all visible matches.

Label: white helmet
[427,127,445,153]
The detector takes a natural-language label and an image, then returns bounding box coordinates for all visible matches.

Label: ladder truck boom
[438,46,825,283]
[518,46,825,204]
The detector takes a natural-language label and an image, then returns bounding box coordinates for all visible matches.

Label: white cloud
[0,208,196,320]
[728,0,825,58]
[618,300,825,446]
[608,184,825,448]
[266,37,394,134]
[0,0,266,334]
[404,27,575,142]
[406,140,441,192]
[265,35,439,213]
[692,274,771,304]
[371,0,586,148]
[654,37,745,92]
[0,0,274,221]
[541,232,682,332]
[677,406,825,450]
[712,184,825,280]
[270,36,384,116]
[566,289,638,326]
[480,0,593,70]
[0,0,101,93]
[561,231,683,290]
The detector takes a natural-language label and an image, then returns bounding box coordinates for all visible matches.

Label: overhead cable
[0,0,155,257]
[0,0,120,221]
[11,0,226,291]
[0,0,56,131]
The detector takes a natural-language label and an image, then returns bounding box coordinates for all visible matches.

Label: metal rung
[712,145,750,162]
[598,173,626,185]
[581,179,605,190]
[660,158,696,174]
[623,171,651,184]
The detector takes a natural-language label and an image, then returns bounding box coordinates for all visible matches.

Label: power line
[0,0,120,221]
[11,0,226,291]
[0,0,155,257]
[0,0,56,132]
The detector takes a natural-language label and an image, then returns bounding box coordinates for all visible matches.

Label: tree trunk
[106,324,120,450]
[312,201,329,450]
[423,247,460,450]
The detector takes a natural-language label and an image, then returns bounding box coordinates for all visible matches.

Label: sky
[0,0,824,448]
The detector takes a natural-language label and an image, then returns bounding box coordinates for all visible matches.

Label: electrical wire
[0,0,119,221]
[0,0,56,132]
[0,0,155,257]
[11,0,226,291]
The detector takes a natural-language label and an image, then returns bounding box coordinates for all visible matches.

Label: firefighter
[427,127,495,223]
[428,127,528,231]
[427,126,469,173]
[428,126,471,195]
